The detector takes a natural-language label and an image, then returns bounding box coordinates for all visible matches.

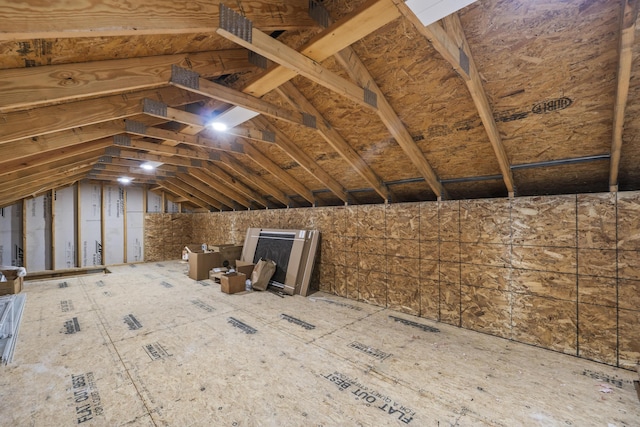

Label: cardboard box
[235,260,255,277]
[207,244,235,251]
[220,272,246,294]
[209,245,243,267]
[0,269,23,295]
[188,252,221,281]
[208,267,229,283]
[182,244,204,261]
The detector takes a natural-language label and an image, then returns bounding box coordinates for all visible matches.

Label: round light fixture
[141,163,155,171]
[117,177,131,184]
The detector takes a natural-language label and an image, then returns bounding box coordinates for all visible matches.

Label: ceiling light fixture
[117,177,132,184]
[209,121,228,132]
[405,0,478,26]
[140,161,163,171]
[209,106,260,130]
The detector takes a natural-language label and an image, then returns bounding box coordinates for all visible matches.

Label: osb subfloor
[1,262,638,426]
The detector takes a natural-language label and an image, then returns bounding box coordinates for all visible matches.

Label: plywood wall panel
[512,294,577,355]
[511,195,577,247]
[577,193,616,249]
[344,206,358,237]
[511,245,577,274]
[460,243,511,267]
[616,192,640,251]
[387,256,419,279]
[358,270,386,307]
[419,202,439,241]
[577,276,616,307]
[387,274,420,316]
[419,239,439,261]
[387,238,419,259]
[357,205,385,238]
[461,286,511,339]
[511,269,577,301]
[357,253,385,273]
[439,282,460,326]
[318,263,335,293]
[439,261,460,285]
[618,309,640,369]
[617,279,640,312]
[460,199,511,244]
[460,264,510,291]
[386,203,419,239]
[578,303,617,366]
[420,280,439,321]
[357,237,385,256]
[577,249,616,277]
[439,241,459,263]
[420,259,439,281]
[346,266,359,301]
[334,265,347,298]
[143,214,164,262]
[617,250,640,281]
[438,201,459,242]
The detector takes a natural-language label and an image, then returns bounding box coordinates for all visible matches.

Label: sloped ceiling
[0,0,637,210]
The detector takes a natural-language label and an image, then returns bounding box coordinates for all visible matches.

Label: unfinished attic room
[2,0,640,424]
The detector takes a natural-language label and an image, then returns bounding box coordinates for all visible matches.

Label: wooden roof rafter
[609,0,639,191]
[392,0,516,196]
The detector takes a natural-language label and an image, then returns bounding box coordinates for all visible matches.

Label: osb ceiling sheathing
[0,0,638,210]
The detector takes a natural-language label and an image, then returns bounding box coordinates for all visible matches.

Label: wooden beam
[242,0,401,97]
[276,82,390,201]
[0,146,104,182]
[169,67,310,128]
[393,0,515,195]
[0,0,315,40]
[188,169,253,209]
[217,152,289,206]
[0,49,252,113]
[0,86,204,144]
[442,13,516,194]
[216,20,376,111]
[114,148,195,168]
[252,116,349,202]
[0,170,91,209]
[197,166,270,208]
[0,139,112,179]
[175,174,232,210]
[160,179,215,210]
[334,48,446,198]
[610,0,639,191]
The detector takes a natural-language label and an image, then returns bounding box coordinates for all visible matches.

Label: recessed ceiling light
[117,177,132,184]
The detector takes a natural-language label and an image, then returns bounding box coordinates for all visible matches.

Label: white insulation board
[0,203,23,267]
[126,187,144,263]
[25,195,52,271]
[79,182,102,267]
[53,185,77,270]
[103,185,125,265]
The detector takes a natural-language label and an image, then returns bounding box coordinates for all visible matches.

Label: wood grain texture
[420,279,440,321]
[419,202,439,241]
[357,237,386,256]
[439,201,460,242]
[346,266,359,301]
[618,308,640,369]
[387,274,420,316]
[386,238,419,259]
[617,279,640,311]
[439,241,460,263]
[616,191,640,250]
[439,281,461,326]
[577,193,616,249]
[387,255,419,279]
[420,259,439,281]
[512,294,577,355]
[385,202,420,239]
[460,198,511,244]
[511,195,577,247]
[419,239,439,261]
[319,263,335,293]
[357,253,386,273]
[511,269,577,301]
[461,286,511,339]
[358,270,387,307]
[578,303,617,365]
[617,250,640,280]
[356,204,386,238]
[577,248,617,277]
[439,261,460,285]
[461,264,510,291]
[577,276,617,307]
[511,245,577,274]
[334,265,348,297]
[460,243,511,267]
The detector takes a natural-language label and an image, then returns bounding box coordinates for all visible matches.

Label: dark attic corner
[1,0,639,424]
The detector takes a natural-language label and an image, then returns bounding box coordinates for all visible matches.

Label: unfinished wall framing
[146,191,640,370]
